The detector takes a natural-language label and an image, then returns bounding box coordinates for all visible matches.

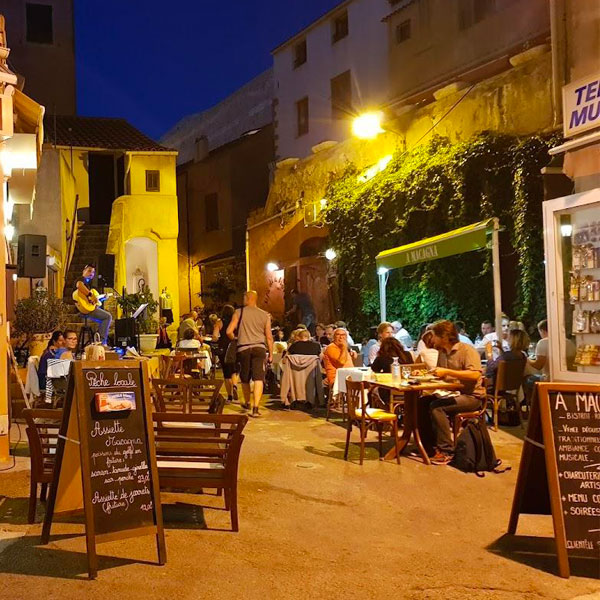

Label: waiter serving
[72,264,112,344]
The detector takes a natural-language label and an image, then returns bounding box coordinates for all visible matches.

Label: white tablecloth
[333,367,371,396]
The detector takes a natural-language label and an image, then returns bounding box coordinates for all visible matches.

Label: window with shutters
[330,70,352,120]
[26,3,53,44]
[205,193,219,232]
[296,97,309,136]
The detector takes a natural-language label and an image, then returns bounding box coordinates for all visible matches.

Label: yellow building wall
[127,154,177,196]
[107,194,180,328]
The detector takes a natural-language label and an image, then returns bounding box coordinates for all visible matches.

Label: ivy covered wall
[322,132,559,339]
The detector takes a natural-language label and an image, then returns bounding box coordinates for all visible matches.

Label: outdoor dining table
[365,376,464,465]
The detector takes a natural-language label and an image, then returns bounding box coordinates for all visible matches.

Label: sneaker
[431,451,452,465]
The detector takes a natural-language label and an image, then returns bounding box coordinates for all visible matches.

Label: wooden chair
[344,379,400,465]
[187,379,225,414]
[22,408,63,523]
[152,413,248,531]
[162,354,186,379]
[152,379,187,413]
[452,397,489,442]
[487,360,526,431]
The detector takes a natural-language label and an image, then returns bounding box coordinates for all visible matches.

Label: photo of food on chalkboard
[95,392,136,412]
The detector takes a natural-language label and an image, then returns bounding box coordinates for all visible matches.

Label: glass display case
[543,189,600,382]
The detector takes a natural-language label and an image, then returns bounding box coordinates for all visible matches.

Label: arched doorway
[124,237,158,300]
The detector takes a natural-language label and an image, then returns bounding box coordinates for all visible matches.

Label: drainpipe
[550,0,568,129]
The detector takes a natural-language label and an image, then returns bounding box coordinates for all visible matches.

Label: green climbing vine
[322,132,559,339]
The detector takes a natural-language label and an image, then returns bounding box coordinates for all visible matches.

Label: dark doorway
[88,153,116,224]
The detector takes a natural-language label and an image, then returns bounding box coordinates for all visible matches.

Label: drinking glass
[401,366,411,380]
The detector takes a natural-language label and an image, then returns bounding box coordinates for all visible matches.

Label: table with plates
[366,375,464,465]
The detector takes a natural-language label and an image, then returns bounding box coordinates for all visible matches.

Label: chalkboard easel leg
[156,532,167,566]
[86,537,98,580]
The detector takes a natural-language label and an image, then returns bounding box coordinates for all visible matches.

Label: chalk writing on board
[86,371,137,389]
[550,391,600,555]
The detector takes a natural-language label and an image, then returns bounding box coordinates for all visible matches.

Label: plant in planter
[116,286,159,352]
[13,289,68,359]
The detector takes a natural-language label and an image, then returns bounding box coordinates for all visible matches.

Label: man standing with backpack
[428,320,486,465]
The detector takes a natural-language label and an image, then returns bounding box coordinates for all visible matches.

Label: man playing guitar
[73,264,112,344]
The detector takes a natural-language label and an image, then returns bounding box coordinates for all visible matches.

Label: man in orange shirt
[323,328,356,386]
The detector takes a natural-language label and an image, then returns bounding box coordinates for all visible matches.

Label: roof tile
[43,115,173,152]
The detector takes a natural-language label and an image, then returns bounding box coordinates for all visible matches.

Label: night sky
[76,0,341,140]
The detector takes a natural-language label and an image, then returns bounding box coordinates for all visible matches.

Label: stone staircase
[62,224,111,331]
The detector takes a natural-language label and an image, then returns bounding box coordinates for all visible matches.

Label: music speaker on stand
[17,234,47,279]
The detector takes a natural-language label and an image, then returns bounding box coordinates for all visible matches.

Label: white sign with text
[563,72,600,138]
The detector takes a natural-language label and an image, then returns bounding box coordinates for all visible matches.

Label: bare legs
[241,380,263,411]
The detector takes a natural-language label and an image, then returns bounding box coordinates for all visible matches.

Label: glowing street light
[4,223,15,241]
[325,248,336,261]
[352,111,384,139]
[266,262,280,272]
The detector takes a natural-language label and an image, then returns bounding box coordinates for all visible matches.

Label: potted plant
[13,289,68,359]
[117,285,159,353]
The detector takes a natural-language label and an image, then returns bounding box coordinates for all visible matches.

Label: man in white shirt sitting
[475,315,510,359]
[528,319,576,378]
[392,320,413,350]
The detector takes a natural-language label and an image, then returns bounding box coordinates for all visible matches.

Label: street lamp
[325,248,336,261]
[352,111,384,139]
[4,223,15,241]
[266,262,279,272]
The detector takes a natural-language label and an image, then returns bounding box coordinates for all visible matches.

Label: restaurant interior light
[4,223,15,241]
[377,267,389,276]
[560,223,573,238]
[352,112,384,139]
[266,262,279,272]
[325,248,336,261]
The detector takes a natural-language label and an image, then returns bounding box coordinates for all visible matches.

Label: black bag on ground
[450,420,509,477]
[264,364,280,397]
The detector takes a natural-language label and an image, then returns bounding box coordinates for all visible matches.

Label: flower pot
[28,333,52,359]
[138,333,158,353]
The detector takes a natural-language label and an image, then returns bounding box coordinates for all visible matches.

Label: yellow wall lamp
[352,111,385,139]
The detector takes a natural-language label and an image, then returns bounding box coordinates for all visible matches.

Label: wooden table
[366,378,463,465]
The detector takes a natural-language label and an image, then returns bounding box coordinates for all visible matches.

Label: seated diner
[427,320,485,465]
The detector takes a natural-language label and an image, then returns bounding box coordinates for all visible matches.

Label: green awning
[376,219,496,271]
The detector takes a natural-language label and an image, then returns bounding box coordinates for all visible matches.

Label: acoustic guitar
[72,288,112,315]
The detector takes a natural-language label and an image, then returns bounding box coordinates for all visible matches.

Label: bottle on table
[391,357,400,381]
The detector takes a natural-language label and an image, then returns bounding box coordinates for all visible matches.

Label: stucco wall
[250,52,555,316]
[273,0,390,160]
[128,153,177,196]
[387,0,550,100]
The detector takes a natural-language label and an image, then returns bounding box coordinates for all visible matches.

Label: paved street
[0,403,598,599]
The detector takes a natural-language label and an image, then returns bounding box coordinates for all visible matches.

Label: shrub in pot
[13,289,68,358]
[117,286,159,353]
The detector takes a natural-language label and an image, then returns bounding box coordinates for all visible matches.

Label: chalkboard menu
[548,389,600,558]
[42,360,166,579]
[509,382,600,578]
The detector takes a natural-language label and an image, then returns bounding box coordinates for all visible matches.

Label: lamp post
[377,267,389,322]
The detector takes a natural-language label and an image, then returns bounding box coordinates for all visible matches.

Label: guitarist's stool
[78,316,95,353]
